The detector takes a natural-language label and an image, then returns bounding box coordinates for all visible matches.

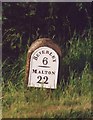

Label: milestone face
[28,46,59,89]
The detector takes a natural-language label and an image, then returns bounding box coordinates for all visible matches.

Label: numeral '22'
[37,76,48,84]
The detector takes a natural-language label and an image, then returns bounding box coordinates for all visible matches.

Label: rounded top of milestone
[25,38,62,89]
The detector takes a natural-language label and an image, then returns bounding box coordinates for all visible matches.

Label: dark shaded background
[2,2,92,86]
[2,2,91,61]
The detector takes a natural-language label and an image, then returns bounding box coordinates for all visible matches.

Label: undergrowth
[2,31,93,118]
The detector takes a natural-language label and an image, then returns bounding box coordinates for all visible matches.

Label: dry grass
[2,90,91,118]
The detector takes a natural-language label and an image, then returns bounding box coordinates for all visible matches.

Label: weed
[2,30,92,118]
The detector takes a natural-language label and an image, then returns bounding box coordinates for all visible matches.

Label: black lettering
[52,71,55,75]
[42,70,44,74]
[43,57,48,65]
[39,51,41,54]
[48,71,51,75]
[37,76,48,84]
[32,69,37,73]
[36,53,39,57]
[33,56,38,60]
[49,52,52,56]
[46,51,49,54]
[52,56,55,59]
[45,71,48,74]
[42,50,45,54]
[38,71,41,74]
[53,59,56,62]
[43,76,48,84]
[37,76,42,84]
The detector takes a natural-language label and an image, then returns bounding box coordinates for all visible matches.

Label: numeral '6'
[43,57,48,65]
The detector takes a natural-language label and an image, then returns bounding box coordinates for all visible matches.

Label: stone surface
[25,38,62,89]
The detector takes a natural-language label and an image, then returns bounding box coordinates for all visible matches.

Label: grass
[2,30,93,118]
[2,94,91,118]
[2,84,92,118]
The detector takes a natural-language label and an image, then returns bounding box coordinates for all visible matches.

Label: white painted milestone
[28,46,59,89]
